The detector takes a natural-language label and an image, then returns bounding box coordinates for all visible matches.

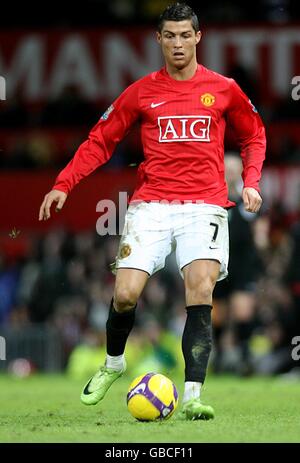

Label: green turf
[0,373,299,443]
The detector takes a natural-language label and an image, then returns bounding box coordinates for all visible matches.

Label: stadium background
[0,0,300,384]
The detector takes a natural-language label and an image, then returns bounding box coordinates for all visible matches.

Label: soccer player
[213,153,261,375]
[39,3,266,420]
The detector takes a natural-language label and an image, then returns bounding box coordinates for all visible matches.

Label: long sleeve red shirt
[53,64,266,208]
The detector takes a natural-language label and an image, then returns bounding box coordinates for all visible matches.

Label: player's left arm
[226,80,266,213]
[242,186,262,213]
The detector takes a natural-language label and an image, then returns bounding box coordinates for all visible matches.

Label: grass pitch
[0,373,299,443]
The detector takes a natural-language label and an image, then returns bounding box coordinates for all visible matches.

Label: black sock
[106,298,136,356]
[182,305,213,383]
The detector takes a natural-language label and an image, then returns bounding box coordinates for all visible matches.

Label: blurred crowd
[0,85,142,170]
[0,155,300,378]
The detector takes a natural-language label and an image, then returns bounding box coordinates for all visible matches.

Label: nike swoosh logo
[83,378,94,395]
[151,101,166,108]
[209,246,219,250]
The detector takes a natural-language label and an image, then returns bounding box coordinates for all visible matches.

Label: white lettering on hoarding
[203,28,300,96]
[49,36,101,98]
[0,37,44,99]
[0,29,299,102]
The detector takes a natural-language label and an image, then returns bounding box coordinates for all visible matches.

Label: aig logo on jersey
[158,116,211,142]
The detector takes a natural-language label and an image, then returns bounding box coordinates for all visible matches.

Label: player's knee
[186,278,214,305]
[114,287,138,312]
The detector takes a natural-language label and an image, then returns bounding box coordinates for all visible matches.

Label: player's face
[157,20,201,70]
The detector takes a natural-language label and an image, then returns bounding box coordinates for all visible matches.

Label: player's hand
[39,190,67,221]
[242,187,262,213]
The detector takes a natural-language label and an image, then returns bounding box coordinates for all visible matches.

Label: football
[126,372,179,421]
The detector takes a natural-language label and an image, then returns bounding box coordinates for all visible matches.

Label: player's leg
[81,268,148,405]
[180,259,219,420]
[106,268,149,369]
[210,282,231,373]
[230,290,256,375]
[81,201,172,405]
[174,203,229,419]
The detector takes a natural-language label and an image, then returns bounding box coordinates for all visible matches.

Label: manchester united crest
[119,243,131,259]
[200,93,215,107]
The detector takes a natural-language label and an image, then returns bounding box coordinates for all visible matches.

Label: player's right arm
[39,82,140,220]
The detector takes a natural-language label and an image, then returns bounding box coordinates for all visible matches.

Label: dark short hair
[157,3,200,33]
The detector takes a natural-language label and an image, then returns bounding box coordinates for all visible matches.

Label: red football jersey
[53,64,266,208]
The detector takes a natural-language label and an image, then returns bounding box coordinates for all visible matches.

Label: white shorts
[115,201,229,281]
